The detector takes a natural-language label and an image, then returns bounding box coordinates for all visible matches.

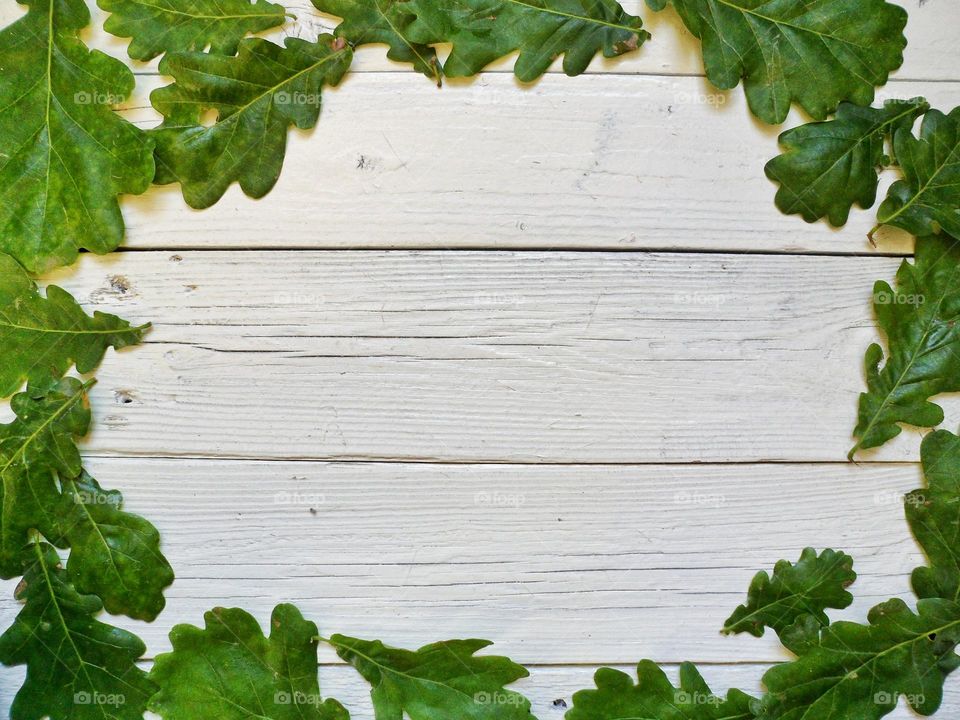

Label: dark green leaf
[149,604,348,719]
[723,547,855,638]
[330,633,533,719]
[766,99,928,226]
[775,614,825,657]
[908,429,960,603]
[52,471,174,622]
[404,0,648,82]
[0,252,149,399]
[566,660,757,720]
[0,0,155,273]
[0,378,91,578]
[315,0,646,83]
[311,0,441,83]
[850,234,960,457]
[151,36,353,208]
[876,108,960,239]
[655,0,908,124]
[760,597,960,720]
[0,541,155,720]
[100,0,290,61]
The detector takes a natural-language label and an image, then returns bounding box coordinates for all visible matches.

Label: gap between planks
[78,452,920,466]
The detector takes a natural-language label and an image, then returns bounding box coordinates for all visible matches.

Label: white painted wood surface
[1,0,959,717]
[0,458,930,661]
[34,250,960,463]
[113,74,960,255]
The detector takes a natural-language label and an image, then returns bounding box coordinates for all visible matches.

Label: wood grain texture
[106,74,960,255]
[38,250,960,463]
[0,458,930,663]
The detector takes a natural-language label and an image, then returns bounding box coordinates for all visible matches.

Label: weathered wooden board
[37,250,960,463]
[105,74,960,255]
[0,458,928,663]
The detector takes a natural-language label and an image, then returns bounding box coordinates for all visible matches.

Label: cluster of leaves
[767,99,959,240]
[567,429,960,720]
[0,0,155,273]
[0,255,172,718]
[645,0,908,125]
[2,0,958,718]
[0,0,912,269]
[149,604,534,720]
[765,97,960,456]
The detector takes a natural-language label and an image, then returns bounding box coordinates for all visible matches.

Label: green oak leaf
[0,252,149,399]
[908,429,960,603]
[0,378,91,578]
[759,597,960,720]
[566,660,757,720]
[850,234,960,457]
[775,613,825,657]
[329,633,533,719]
[403,0,648,82]
[876,108,960,239]
[151,36,353,208]
[310,0,441,83]
[149,604,348,720]
[0,541,155,720]
[649,0,908,125]
[0,0,155,273]
[100,0,290,61]
[766,99,929,226]
[51,471,174,622]
[723,547,855,638]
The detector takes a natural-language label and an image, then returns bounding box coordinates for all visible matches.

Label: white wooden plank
[0,459,931,663]
[2,662,955,719]
[41,250,960,463]
[3,0,952,81]
[107,74,960,255]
